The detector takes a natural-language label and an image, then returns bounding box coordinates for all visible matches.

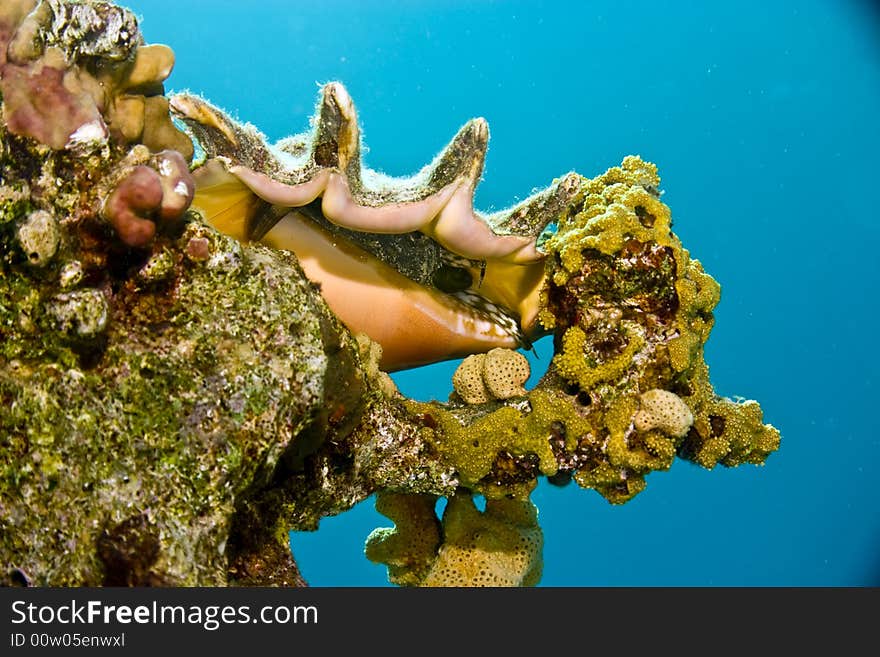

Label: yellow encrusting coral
[407,389,600,496]
[552,324,646,391]
[366,491,543,587]
[574,464,648,505]
[679,362,780,468]
[574,394,680,504]
[550,157,673,285]
[667,258,721,372]
[415,402,556,491]
[423,493,542,587]
[364,492,441,587]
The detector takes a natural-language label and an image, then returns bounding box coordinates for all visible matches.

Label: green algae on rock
[0,0,324,586]
[0,217,328,584]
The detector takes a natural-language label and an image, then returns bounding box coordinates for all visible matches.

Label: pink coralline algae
[102,150,195,247]
[0,50,106,150]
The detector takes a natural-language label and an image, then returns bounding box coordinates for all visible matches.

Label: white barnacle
[65,119,109,151]
[17,210,60,267]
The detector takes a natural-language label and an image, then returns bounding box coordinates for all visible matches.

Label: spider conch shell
[171,83,583,370]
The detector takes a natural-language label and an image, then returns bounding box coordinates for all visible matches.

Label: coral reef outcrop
[0,0,320,585]
[0,1,780,587]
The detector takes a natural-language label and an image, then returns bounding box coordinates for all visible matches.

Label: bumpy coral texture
[0,1,320,586]
[364,492,441,587]
[452,353,491,404]
[367,491,543,587]
[423,494,542,587]
[102,148,194,247]
[451,347,530,404]
[1,210,328,583]
[483,348,530,400]
[634,389,694,437]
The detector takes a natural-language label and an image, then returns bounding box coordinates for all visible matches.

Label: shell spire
[312,82,362,175]
[426,117,490,192]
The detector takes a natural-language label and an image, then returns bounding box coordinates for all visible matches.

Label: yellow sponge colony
[423,493,543,587]
[634,389,694,438]
[452,348,530,404]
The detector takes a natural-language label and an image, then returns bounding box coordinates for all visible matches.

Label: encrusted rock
[59,260,84,288]
[17,209,59,266]
[46,288,108,338]
[137,248,175,283]
[0,0,192,157]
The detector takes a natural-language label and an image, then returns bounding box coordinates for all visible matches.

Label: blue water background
[124,0,880,585]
